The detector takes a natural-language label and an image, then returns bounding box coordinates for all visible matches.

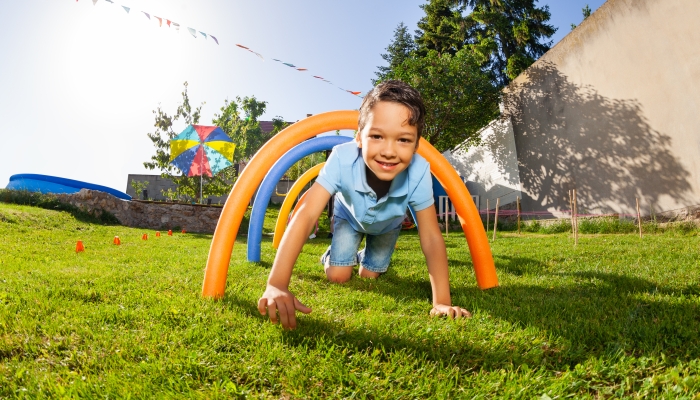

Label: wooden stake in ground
[492,197,500,241]
[486,199,490,233]
[517,196,521,235]
[569,189,574,237]
[572,189,578,246]
[636,197,643,238]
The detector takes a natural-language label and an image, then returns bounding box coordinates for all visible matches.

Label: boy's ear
[355,131,362,148]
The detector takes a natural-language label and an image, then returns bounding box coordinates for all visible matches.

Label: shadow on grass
[220,231,699,371]
[222,257,700,372]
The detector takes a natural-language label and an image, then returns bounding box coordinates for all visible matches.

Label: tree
[144,83,283,202]
[381,49,500,152]
[572,4,592,30]
[449,0,557,86]
[211,96,286,162]
[582,4,592,19]
[414,0,466,56]
[375,22,417,83]
[144,82,216,202]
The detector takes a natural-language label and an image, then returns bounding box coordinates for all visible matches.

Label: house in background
[449,0,700,218]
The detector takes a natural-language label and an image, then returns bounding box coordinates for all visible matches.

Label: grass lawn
[1,202,699,398]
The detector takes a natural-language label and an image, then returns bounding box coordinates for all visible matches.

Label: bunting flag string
[79,0,217,45]
[75,0,364,97]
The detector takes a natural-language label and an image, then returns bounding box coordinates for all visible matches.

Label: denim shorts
[320,217,401,273]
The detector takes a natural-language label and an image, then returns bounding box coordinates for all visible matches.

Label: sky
[0,0,606,193]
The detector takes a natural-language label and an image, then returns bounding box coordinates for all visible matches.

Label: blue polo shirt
[316,141,434,235]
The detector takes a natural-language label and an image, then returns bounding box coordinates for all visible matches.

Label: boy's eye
[369,135,382,140]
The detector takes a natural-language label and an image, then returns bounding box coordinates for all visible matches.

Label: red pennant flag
[297,68,308,71]
[349,91,362,95]
[236,44,249,49]
[166,19,172,27]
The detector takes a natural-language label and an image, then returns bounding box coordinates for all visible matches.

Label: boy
[258,80,471,329]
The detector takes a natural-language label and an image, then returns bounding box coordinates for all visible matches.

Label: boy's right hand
[258,285,312,330]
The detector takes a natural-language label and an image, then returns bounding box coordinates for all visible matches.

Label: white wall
[443,118,522,210]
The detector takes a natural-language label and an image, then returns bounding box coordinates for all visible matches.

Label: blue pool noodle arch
[247,135,352,262]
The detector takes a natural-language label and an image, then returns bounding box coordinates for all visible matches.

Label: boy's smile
[356,101,418,182]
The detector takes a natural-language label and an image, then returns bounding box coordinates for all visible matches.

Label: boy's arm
[414,205,472,319]
[258,182,332,329]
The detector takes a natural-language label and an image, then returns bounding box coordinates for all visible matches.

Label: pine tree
[374,22,417,83]
[450,0,557,86]
[414,0,466,56]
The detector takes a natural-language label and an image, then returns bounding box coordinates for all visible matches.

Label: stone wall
[55,189,224,233]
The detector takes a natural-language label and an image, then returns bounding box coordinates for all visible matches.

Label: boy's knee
[325,265,353,283]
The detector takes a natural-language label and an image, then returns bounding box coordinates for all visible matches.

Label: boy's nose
[380,142,397,157]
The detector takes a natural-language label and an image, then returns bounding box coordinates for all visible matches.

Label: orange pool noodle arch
[202,110,497,298]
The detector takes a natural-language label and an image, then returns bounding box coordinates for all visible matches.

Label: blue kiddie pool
[6,174,131,201]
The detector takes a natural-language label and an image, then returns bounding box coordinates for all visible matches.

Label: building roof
[259,120,293,134]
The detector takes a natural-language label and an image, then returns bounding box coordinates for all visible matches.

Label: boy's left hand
[430,305,472,319]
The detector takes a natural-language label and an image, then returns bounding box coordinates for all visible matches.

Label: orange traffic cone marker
[113,236,121,245]
[167,230,173,236]
[142,233,148,240]
[76,241,85,252]
[156,231,161,237]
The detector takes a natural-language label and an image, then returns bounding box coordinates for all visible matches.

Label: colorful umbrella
[170,125,235,201]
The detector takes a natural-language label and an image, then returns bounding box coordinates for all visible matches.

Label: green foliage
[211,96,287,162]
[375,22,417,83]
[144,81,224,202]
[571,4,592,31]
[285,152,327,181]
[129,179,149,200]
[144,83,284,202]
[415,0,466,56]
[582,4,592,19]
[381,49,500,152]
[448,0,557,85]
[2,202,700,398]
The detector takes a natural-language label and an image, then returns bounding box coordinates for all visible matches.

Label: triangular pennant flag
[92,0,98,5]
[273,59,281,62]
[199,32,207,39]
[155,16,162,27]
[172,22,180,31]
[313,76,324,79]
[187,27,197,38]
[236,44,249,49]
[296,68,308,71]
[253,52,264,61]
[105,0,113,3]
[210,35,219,45]
[349,91,362,95]
[283,63,296,68]
[142,11,150,20]
[122,5,130,13]
[166,19,171,27]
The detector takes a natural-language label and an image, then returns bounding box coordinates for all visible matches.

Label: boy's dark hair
[358,80,426,138]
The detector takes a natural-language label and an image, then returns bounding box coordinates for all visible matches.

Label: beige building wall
[504,0,700,216]
[443,119,522,211]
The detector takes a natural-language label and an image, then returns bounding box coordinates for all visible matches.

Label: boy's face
[356,101,419,182]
